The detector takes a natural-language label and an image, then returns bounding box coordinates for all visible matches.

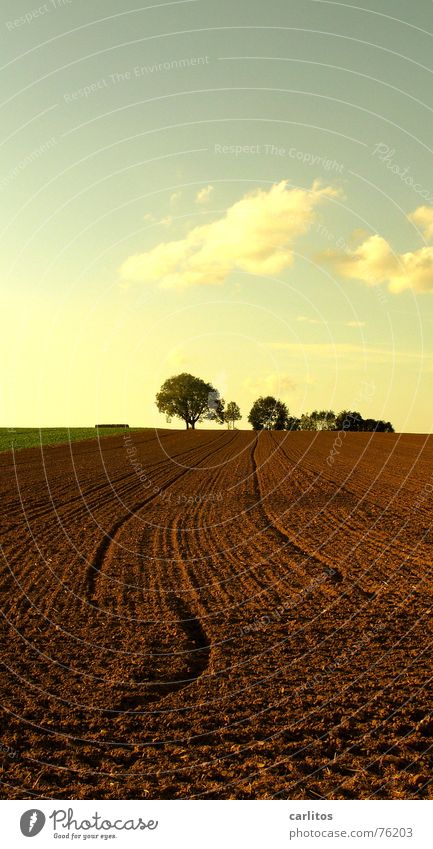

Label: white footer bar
[1,799,429,849]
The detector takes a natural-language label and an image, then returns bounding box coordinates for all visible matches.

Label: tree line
[156,373,394,433]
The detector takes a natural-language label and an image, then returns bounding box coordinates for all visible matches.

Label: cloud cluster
[244,373,297,396]
[321,205,433,294]
[266,341,422,363]
[120,180,339,289]
[195,185,214,204]
[409,205,433,240]
[296,315,322,325]
[296,315,365,327]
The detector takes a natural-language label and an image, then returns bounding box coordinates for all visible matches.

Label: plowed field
[1,429,433,799]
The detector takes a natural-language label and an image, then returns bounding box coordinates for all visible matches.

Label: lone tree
[224,401,241,429]
[248,396,289,430]
[156,373,224,430]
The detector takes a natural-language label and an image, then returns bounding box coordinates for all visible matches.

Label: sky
[1,0,432,431]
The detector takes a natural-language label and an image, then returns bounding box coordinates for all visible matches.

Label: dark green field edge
[0,427,148,453]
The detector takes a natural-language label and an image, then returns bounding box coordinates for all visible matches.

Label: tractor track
[2,430,433,801]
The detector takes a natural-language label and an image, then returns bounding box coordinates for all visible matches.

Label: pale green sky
[1,0,432,431]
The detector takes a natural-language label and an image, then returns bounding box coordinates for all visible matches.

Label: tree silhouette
[248,396,289,430]
[224,401,241,429]
[156,373,224,429]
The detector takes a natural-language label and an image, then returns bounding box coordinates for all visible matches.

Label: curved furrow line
[153,434,323,648]
[3,432,433,800]
[252,435,343,588]
[0,430,176,520]
[183,436,316,608]
[108,428,242,615]
[0,438,236,721]
[82,436,242,708]
[259,436,430,607]
[107,434,245,707]
[274,431,430,521]
[86,432,235,601]
[4,429,218,530]
[148,431,271,612]
[3,469,139,531]
[116,594,211,711]
[2,433,231,613]
[268,434,433,586]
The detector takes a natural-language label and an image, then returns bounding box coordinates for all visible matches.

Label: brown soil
[1,429,433,799]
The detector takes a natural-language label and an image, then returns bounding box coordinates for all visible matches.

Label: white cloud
[296,315,322,325]
[165,346,188,370]
[244,372,296,396]
[119,180,340,289]
[409,205,433,240]
[320,233,433,293]
[296,316,365,327]
[265,341,423,363]
[196,185,214,204]
[169,192,182,207]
